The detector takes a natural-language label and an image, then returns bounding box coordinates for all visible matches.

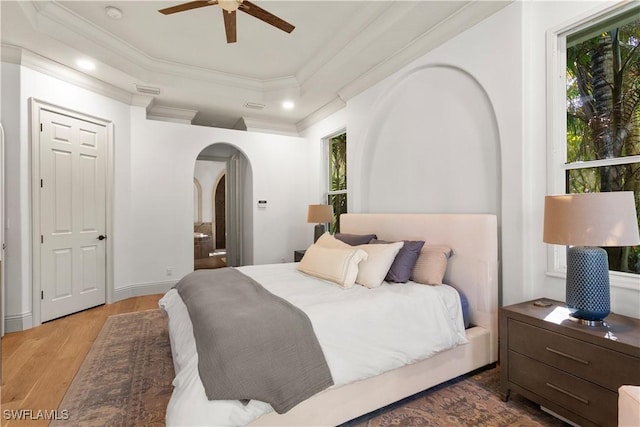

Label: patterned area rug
[54,309,566,427]
[51,309,174,427]
[346,367,567,427]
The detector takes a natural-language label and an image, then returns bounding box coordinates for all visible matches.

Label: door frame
[30,98,114,327]
[196,152,243,266]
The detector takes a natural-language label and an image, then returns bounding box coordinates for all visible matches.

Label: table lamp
[307,204,334,243]
[543,192,640,325]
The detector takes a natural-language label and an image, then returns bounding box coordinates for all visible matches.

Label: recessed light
[105,6,123,20]
[282,100,295,110]
[76,59,96,71]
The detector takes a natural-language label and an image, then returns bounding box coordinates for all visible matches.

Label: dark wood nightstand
[500,298,640,427]
[294,250,306,262]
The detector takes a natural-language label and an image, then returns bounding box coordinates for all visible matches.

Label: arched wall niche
[357,64,501,217]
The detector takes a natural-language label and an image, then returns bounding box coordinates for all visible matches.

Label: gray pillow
[334,233,377,246]
[372,239,425,283]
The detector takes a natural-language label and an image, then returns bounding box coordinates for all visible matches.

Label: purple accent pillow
[372,239,425,283]
[334,233,377,246]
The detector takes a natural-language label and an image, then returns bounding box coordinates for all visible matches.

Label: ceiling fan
[159,0,295,44]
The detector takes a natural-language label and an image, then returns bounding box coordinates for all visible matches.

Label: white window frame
[546,2,640,291]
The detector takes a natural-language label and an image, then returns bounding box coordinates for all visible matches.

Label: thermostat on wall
[258,200,267,208]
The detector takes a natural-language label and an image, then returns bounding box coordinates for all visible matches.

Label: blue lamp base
[566,246,610,326]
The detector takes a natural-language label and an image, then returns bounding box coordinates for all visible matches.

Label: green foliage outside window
[566,14,640,273]
[328,133,347,233]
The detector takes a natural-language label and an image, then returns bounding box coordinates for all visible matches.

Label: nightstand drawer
[509,351,617,427]
[508,319,640,391]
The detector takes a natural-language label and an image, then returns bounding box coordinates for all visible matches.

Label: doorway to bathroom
[193,143,252,269]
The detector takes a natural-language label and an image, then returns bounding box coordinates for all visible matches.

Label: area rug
[54,309,566,427]
[51,309,174,427]
[346,366,567,427]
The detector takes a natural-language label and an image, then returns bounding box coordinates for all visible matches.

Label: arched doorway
[193,143,252,269]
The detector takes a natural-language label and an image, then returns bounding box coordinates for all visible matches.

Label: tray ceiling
[1,1,509,133]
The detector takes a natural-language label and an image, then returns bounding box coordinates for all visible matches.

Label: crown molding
[296,96,346,133]
[1,44,134,105]
[241,117,299,137]
[26,1,301,95]
[337,1,511,102]
[148,104,199,124]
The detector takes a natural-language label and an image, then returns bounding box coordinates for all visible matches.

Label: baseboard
[5,311,33,333]
[3,282,174,333]
[113,280,176,302]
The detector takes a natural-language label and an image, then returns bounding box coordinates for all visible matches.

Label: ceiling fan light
[219,0,242,12]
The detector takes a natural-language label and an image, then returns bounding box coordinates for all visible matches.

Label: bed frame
[251,213,499,426]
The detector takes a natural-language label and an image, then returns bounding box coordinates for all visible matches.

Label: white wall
[2,63,320,330]
[2,63,133,329]
[127,108,316,284]
[4,1,638,330]
[347,3,520,306]
[314,0,639,317]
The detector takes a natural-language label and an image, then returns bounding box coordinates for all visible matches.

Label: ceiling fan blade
[159,1,216,15]
[239,1,295,34]
[223,10,237,43]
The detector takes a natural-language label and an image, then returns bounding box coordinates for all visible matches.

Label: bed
[160,213,499,426]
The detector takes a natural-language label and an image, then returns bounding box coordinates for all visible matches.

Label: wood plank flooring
[1,295,163,427]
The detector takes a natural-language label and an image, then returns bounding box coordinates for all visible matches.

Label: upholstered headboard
[340,213,499,356]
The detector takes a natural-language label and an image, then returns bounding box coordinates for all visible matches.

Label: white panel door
[39,109,106,322]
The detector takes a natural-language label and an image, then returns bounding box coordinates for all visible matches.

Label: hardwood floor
[0,295,163,427]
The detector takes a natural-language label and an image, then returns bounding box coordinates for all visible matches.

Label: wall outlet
[166,267,173,276]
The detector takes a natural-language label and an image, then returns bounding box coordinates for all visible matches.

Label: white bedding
[159,262,468,426]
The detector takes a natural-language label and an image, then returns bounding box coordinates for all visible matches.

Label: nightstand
[500,298,640,427]
[294,250,306,262]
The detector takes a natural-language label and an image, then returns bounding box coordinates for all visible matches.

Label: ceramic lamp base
[313,224,326,243]
[566,246,610,324]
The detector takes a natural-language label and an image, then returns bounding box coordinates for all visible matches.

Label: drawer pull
[546,382,589,405]
[545,347,589,365]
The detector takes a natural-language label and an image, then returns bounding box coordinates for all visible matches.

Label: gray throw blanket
[175,268,334,414]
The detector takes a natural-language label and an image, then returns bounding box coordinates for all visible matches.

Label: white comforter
[159,263,468,426]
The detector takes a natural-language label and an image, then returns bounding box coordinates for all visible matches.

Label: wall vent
[135,84,161,95]
[244,101,266,110]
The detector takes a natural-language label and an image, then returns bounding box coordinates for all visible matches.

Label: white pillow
[355,242,404,288]
[298,244,368,288]
[315,232,351,249]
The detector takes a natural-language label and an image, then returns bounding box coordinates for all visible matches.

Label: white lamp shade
[307,204,333,224]
[543,191,640,247]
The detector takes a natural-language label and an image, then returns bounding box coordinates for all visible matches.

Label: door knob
[97,235,106,241]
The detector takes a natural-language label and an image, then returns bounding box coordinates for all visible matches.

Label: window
[327,132,347,233]
[552,4,640,278]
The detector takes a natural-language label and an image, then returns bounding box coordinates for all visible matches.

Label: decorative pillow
[315,232,354,250]
[372,239,425,283]
[334,233,377,246]
[354,241,404,288]
[410,245,453,285]
[298,244,368,288]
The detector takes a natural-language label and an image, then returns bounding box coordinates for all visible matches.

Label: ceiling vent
[244,101,266,110]
[135,84,161,95]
